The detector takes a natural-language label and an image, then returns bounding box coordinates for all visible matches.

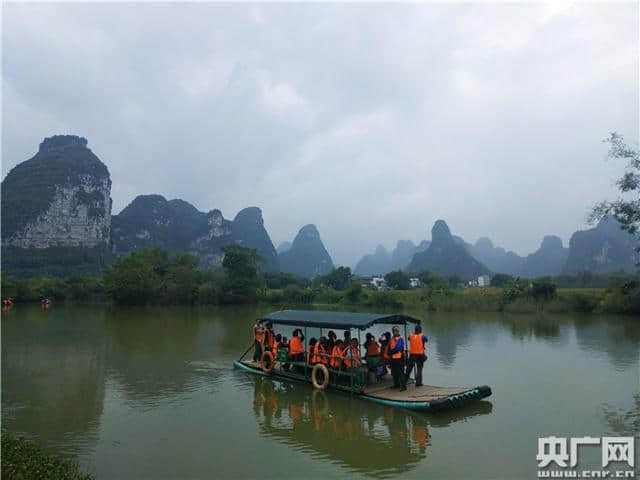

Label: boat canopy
[261,310,421,330]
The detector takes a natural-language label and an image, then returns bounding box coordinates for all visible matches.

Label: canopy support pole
[304,326,308,380]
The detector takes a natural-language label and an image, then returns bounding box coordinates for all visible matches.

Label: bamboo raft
[234,309,492,413]
[236,359,491,411]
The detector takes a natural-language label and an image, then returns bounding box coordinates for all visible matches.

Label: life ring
[261,351,275,373]
[311,363,330,390]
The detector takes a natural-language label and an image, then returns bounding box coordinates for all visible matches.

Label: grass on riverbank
[1,433,94,480]
[262,285,638,314]
[396,286,613,313]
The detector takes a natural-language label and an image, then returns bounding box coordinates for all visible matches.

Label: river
[1,304,638,479]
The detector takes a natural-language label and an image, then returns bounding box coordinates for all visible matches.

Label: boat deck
[363,376,468,402]
[237,360,490,410]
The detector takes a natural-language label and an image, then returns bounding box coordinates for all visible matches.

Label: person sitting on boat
[363,333,380,368]
[312,336,328,364]
[330,340,343,369]
[343,338,362,369]
[253,319,265,362]
[343,330,351,345]
[307,338,317,364]
[288,329,305,364]
[405,324,428,387]
[272,334,282,359]
[327,330,337,353]
[389,326,407,391]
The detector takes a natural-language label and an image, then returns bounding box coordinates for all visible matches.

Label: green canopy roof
[261,310,421,330]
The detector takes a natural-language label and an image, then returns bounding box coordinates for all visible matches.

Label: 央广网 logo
[536,436,635,479]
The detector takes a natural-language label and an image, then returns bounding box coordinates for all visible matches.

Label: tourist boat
[234,310,492,412]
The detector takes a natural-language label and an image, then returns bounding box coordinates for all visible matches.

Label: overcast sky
[3,2,638,267]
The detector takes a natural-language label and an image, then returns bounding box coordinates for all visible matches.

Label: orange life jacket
[307,344,314,363]
[272,341,280,358]
[366,340,380,357]
[342,345,360,368]
[381,343,390,361]
[264,330,274,348]
[389,336,404,359]
[330,345,341,368]
[409,333,425,355]
[254,324,264,343]
[289,336,304,356]
[352,345,361,366]
[313,342,327,364]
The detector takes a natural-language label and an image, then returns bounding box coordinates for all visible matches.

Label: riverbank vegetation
[1,433,94,480]
[2,246,638,314]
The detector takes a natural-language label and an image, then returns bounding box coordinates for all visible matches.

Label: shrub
[1,433,94,480]
[197,281,218,304]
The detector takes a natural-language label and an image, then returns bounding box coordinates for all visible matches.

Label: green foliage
[491,273,514,288]
[103,248,164,305]
[364,290,402,309]
[417,270,446,286]
[1,433,94,480]
[591,133,640,239]
[162,253,201,304]
[219,246,264,304]
[551,271,638,288]
[503,277,531,303]
[1,245,113,278]
[343,281,363,304]
[103,247,203,305]
[197,281,218,304]
[531,280,557,302]
[314,266,352,291]
[262,271,310,289]
[447,274,463,288]
[384,270,410,290]
[1,275,104,302]
[600,280,640,314]
[282,285,316,304]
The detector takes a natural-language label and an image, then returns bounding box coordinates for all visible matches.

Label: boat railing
[273,349,367,393]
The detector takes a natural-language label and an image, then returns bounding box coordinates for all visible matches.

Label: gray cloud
[3,2,638,266]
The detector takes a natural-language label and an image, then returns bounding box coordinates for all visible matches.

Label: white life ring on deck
[261,351,275,373]
[311,363,329,390]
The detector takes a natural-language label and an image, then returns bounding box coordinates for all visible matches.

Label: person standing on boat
[379,332,391,376]
[253,319,265,362]
[264,322,275,353]
[406,325,428,387]
[389,326,406,391]
[288,329,305,363]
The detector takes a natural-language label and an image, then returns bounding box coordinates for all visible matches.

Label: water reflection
[1,305,107,455]
[248,376,492,478]
[572,316,640,371]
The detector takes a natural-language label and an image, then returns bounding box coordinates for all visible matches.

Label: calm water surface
[2,304,638,479]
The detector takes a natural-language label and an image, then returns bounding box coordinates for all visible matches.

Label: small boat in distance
[234,310,492,412]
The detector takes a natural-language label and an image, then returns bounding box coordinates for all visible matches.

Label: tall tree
[591,133,640,244]
[220,246,263,303]
[384,270,411,290]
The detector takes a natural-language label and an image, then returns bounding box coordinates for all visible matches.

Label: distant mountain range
[112,195,279,271]
[2,135,638,278]
[355,217,638,279]
[406,220,490,278]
